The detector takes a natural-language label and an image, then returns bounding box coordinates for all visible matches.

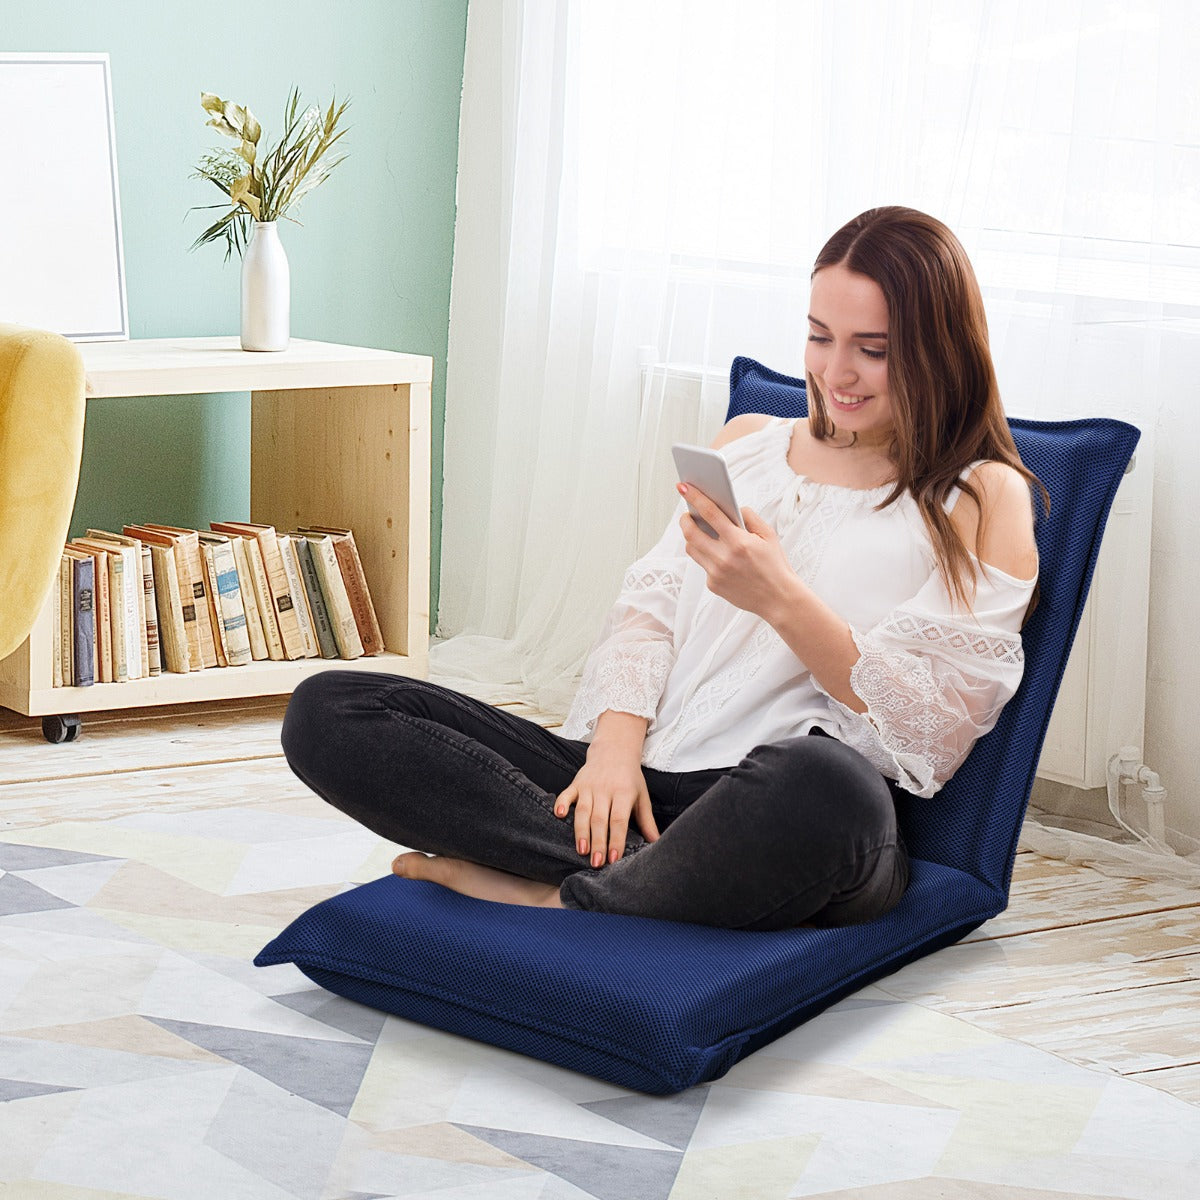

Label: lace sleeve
[816,562,1035,798]
[560,508,688,740]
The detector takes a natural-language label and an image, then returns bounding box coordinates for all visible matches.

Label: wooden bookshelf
[0,337,431,726]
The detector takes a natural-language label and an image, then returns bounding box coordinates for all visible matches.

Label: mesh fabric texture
[257,860,993,1094]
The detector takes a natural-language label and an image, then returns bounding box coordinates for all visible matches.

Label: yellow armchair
[0,324,86,661]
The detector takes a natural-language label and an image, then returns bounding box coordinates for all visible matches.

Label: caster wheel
[42,714,82,743]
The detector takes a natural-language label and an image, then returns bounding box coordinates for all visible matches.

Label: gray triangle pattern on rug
[269,988,389,1044]
[580,1086,710,1150]
[0,873,77,915]
[454,1125,683,1200]
[0,1078,80,1102]
[0,844,120,870]
[147,1017,374,1117]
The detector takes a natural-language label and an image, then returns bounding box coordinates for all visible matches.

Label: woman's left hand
[678,483,799,621]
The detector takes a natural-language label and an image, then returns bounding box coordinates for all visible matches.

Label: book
[52,553,63,688]
[75,535,141,681]
[197,532,252,667]
[236,532,284,660]
[123,526,201,672]
[198,540,229,667]
[291,534,339,659]
[60,553,73,687]
[277,534,319,658]
[299,527,384,655]
[144,539,190,674]
[209,522,306,660]
[63,547,96,687]
[86,530,152,679]
[56,554,70,687]
[67,540,112,683]
[73,538,133,683]
[139,526,220,670]
[299,531,363,659]
[138,543,162,676]
[229,534,269,661]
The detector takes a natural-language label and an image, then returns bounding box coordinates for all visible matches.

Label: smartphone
[671,443,746,539]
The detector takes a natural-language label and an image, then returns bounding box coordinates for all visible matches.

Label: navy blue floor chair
[256,355,1140,1095]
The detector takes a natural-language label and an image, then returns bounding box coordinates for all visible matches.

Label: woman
[281,206,1044,930]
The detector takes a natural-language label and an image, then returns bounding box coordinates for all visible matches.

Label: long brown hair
[809,206,1048,615]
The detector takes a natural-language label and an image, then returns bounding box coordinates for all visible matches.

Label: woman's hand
[678,483,800,622]
[555,718,660,868]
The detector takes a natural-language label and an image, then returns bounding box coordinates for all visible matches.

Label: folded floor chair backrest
[256,355,1141,1094]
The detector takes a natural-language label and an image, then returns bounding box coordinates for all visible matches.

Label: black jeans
[281,671,910,931]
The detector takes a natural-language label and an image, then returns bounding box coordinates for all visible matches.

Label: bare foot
[392,852,563,909]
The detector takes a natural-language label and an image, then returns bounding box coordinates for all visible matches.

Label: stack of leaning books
[51,522,383,688]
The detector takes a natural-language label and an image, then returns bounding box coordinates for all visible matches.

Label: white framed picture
[0,52,129,341]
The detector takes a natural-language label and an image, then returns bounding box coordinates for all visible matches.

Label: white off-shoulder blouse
[559,417,1037,798]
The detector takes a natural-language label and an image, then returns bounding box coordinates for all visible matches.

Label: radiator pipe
[1107,746,1173,855]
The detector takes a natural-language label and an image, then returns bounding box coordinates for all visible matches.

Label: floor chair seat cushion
[256,858,995,1095]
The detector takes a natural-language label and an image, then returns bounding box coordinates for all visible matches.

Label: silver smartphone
[671,443,746,538]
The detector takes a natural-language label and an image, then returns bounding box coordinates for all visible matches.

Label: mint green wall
[7,0,467,629]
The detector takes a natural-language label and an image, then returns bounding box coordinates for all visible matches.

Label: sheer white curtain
[433,0,1198,860]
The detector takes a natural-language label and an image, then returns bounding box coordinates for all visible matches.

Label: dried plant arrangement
[190,87,349,259]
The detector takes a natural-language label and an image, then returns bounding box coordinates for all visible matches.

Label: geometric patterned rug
[3,785,1199,1199]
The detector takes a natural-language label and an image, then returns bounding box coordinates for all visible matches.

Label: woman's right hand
[555,712,659,868]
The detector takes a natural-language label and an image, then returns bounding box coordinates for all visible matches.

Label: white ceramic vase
[240,221,290,352]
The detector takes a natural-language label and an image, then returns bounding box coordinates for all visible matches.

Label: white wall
[1144,320,1200,841]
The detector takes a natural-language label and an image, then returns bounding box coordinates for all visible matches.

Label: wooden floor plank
[880,906,1200,1015]
[0,699,288,786]
[0,754,305,830]
[881,879,1200,1081]
[1127,1062,1200,1105]
[959,976,1200,1076]
[964,852,1200,942]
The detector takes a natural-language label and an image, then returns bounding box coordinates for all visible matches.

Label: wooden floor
[2,694,1198,1110]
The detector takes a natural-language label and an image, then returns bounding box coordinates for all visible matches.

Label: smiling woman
[280,205,1045,935]
[804,266,895,458]
[804,208,1044,613]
